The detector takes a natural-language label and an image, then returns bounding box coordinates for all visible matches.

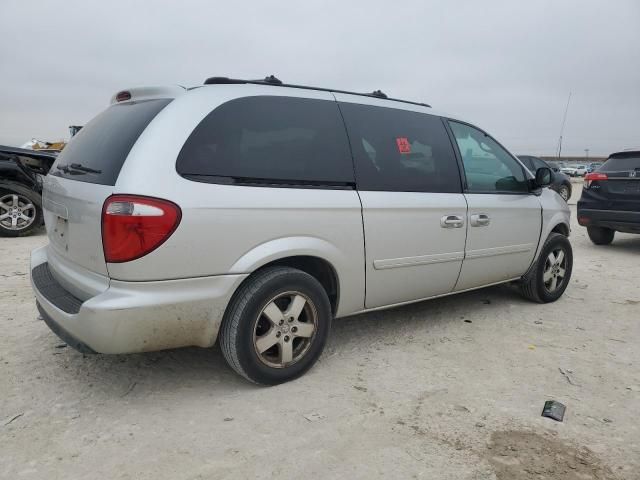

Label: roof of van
[110,78,457,120]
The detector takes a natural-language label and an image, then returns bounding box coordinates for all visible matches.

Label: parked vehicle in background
[30,77,573,385]
[547,161,562,172]
[586,162,603,173]
[0,146,57,236]
[519,156,572,201]
[574,165,587,176]
[578,150,640,244]
[561,164,587,177]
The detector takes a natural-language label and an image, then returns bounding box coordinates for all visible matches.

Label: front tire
[519,233,573,303]
[219,266,332,385]
[587,226,615,245]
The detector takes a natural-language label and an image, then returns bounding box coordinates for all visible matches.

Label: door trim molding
[373,251,464,270]
[465,243,535,260]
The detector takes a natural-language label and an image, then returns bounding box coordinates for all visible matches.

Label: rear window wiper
[56,163,102,174]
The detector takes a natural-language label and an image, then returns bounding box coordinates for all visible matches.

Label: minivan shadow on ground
[39,283,523,396]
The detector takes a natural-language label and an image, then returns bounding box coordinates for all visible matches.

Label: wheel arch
[550,222,570,237]
[227,236,348,315]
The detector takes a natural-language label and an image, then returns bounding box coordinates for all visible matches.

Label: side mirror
[535,167,552,187]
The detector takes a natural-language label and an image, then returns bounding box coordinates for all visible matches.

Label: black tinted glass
[338,103,461,193]
[600,155,640,172]
[51,99,171,185]
[177,96,354,185]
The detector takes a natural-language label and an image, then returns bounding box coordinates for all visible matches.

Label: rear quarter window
[176,96,354,187]
[51,99,171,186]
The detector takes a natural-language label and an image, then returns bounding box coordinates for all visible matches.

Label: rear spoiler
[109,85,186,105]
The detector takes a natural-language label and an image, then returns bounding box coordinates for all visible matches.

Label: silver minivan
[31,77,572,384]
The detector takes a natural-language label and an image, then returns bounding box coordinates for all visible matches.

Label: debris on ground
[121,382,137,397]
[303,412,326,422]
[542,400,566,422]
[558,367,580,386]
[3,413,24,426]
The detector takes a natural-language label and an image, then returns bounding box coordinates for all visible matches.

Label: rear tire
[219,266,332,385]
[520,233,573,303]
[587,226,615,245]
[0,187,42,237]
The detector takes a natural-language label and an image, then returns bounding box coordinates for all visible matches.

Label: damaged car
[0,145,57,236]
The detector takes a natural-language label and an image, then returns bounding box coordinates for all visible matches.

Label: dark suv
[578,150,640,244]
[519,156,572,201]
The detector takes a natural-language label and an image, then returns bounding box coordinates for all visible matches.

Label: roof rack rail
[203,75,431,108]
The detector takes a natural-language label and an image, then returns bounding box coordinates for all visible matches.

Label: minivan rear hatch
[44,96,173,277]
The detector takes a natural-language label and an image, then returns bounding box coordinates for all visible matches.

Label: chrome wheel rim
[543,248,567,293]
[559,187,569,201]
[0,194,36,231]
[253,291,317,368]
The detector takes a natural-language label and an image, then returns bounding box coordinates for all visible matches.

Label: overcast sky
[1,0,638,156]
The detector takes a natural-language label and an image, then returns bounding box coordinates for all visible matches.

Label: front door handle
[470,213,491,227]
[441,215,464,228]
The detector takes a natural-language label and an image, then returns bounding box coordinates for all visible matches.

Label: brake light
[584,172,607,188]
[102,195,181,263]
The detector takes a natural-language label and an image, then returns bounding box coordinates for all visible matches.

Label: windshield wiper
[56,163,102,174]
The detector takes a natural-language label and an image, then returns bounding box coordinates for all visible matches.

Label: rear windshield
[51,99,171,185]
[600,155,640,172]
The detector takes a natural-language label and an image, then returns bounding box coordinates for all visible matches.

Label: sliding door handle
[470,213,490,227]
[441,215,464,228]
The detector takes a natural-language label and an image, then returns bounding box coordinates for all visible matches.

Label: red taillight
[102,195,181,263]
[584,172,607,188]
[115,91,131,102]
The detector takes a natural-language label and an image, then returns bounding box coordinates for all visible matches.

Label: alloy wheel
[0,194,37,231]
[543,248,567,293]
[559,186,569,201]
[253,291,317,368]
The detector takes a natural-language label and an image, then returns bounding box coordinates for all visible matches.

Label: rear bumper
[31,245,247,354]
[577,207,640,233]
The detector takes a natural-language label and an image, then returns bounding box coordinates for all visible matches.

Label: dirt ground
[1,185,639,480]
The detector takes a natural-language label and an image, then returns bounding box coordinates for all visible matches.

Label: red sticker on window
[396,137,411,154]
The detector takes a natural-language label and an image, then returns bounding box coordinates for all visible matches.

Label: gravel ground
[1,186,639,480]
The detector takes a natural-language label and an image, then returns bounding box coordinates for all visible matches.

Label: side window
[448,121,529,193]
[338,103,462,193]
[177,96,354,185]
